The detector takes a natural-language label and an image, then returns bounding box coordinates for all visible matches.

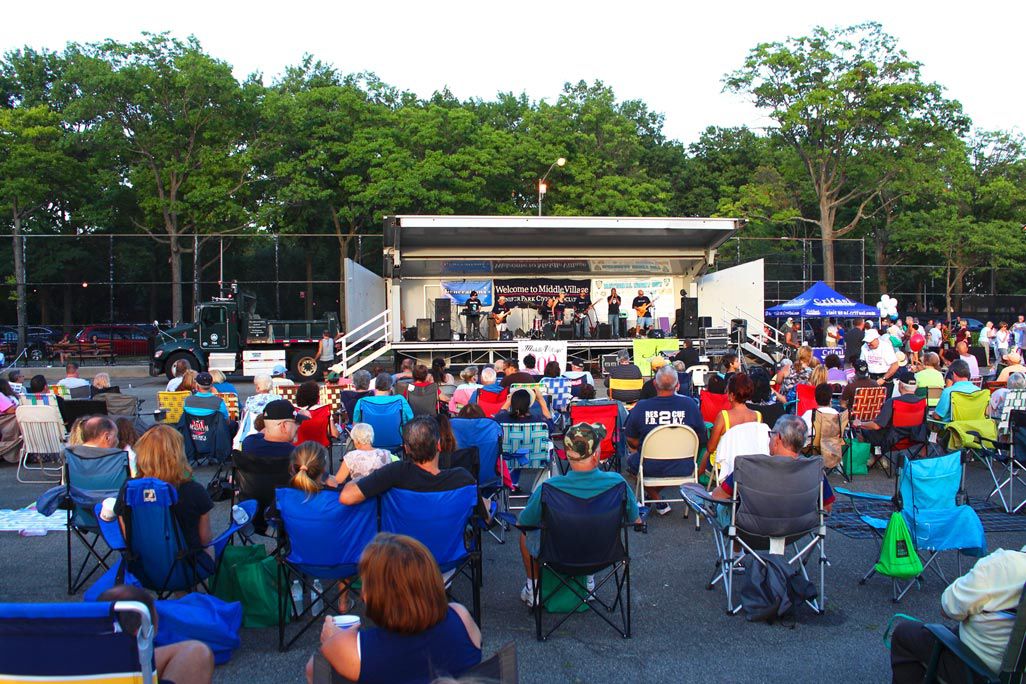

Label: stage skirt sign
[494,279,591,308]
[441,280,493,306]
[516,340,568,375]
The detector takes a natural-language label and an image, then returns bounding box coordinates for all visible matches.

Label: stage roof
[383,215,740,260]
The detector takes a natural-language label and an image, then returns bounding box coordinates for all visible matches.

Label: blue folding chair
[501,422,554,511]
[357,399,405,452]
[542,376,573,413]
[0,600,156,684]
[177,410,233,465]
[99,478,256,598]
[837,450,987,602]
[379,486,482,625]
[63,446,130,594]
[452,417,508,543]
[275,488,378,651]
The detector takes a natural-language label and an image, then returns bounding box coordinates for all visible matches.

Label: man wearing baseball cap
[514,422,640,607]
[852,368,925,471]
[240,399,306,458]
[860,328,900,387]
[839,359,879,410]
[182,371,230,423]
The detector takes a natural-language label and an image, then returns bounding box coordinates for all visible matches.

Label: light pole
[537,157,566,216]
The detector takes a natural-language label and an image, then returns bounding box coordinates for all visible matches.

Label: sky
[2,0,1023,145]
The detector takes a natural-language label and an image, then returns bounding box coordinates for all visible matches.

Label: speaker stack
[416,319,431,342]
[677,297,699,338]
[432,299,452,340]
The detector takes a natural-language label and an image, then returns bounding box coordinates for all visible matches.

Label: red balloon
[909,333,925,352]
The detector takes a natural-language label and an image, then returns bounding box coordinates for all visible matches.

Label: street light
[537,157,566,216]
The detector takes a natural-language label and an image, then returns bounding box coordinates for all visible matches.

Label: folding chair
[68,385,91,400]
[15,404,66,483]
[295,405,334,448]
[973,409,1026,513]
[100,392,142,419]
[682,454,828,615]
[502,422,555,510]
[476,387,509,418]
[528,481,632,640]
[157,390,190,424]
[796,383,817,417]
[0,600,157,684]
[881,398,930,472]
[687,364,709,396]
[841,386,888,479]
[542,376,573,413]
[406,382,440,417]
[943,390,994,453]
[923,581,1026,684]
[274,489,377,651]
[176,410,232,466]
[63,446,130,594]
[749,400,785,428]
[277,385,300,405]
[451,417,508,543]
[568,401,624,472]
[699,390,731,426]
[635,424,700,521]
[233,450,293,535]
[357,399,405,452]
[915,385,944,409]
[379,485,482,625]
[836,451,986,602]
[220,392,240,421]
[59,398,108,429]
[607,377,643,405]
[101,478,256,598]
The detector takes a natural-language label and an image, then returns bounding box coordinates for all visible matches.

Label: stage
[391,337,665,367]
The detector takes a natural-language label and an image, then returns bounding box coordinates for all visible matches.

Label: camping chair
[568,401,624,472]
[635,424,700,523]
[176,410,232,466]
[357,399,405,452]
[274,489,377,651]
[157,390,190,424]
[687,364,709,396]
[0,600,157,684]
[942,390,994,452]
[682,453,828,615]
[220,392,240,421]
[796,383,817,418]
[232,450,293,535]
[63,446,130,594]
[100,478,256,598]
[915,385,944,409]
[310,639,518,684]
[542,376,574,413]
[607,377,643,405]
[841,386,888,479]
[59,399,108,429]
[502,422,555,511]
[406,382,440,417]
[710,420,771,488]
[749,400,786,428]
[881,398,930,472]
[700,390,731,426]
[379,485,483,625]
[972,409,1026,514]
[923,581,1026,684]
[99,392,142,421]
[15,404,66,483]
[68,385,91,399]
[835,450,986,602]
[476,387,509,418]
[527,481,633,640]
[451,417,508,543]
[277,385,299,404]
[295,404,334,449]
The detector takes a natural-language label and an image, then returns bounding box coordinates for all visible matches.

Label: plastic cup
[99,497,117,522]
[332,615,361,630]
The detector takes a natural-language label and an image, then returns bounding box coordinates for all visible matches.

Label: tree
[64,33,254,323]
[725,22,967,285]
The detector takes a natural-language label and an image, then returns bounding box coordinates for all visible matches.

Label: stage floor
[391,337,677,364]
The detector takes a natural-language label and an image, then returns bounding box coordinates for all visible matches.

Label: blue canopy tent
[765,281,879,319]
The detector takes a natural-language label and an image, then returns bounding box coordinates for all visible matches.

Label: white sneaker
[520,582,536,607]
[585,575,596,602]
[654,502,672,516]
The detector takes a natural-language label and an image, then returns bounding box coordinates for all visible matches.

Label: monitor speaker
[431,321,451,341]
[596,323,611,340]
[416,319,431,342]
[678,297,699,338]
[698,315,712,328]
[730,318,748,344]
[556,325,574,340]
[434,298,452,323]
[403,326,418,342]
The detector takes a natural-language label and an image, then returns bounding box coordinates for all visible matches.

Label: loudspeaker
[416,318,431,342]
[403,326,418,342]
[432,321,450,341]
[647,329,665,339]
[597,323,612,340]
[698,316,712,328]
[499,330,513,341]
[556,325,573,340]
[678,297,699,338]
[434,298,451,323]
[730,318,747,344]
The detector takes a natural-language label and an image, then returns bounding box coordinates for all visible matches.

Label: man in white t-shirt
[825,318,839,348]
[956,341,981,380]
[1014,315,1026,351]
[57,362,90,390]
[860,329,899,386]
[927,321,943,352]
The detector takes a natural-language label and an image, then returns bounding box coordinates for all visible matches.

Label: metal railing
[336,310,392,376]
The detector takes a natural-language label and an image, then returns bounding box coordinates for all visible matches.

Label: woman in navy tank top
[307,533,481,684]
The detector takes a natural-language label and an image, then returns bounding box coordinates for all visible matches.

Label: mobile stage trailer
[336,215,768,374]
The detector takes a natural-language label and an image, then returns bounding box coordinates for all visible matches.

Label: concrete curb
[9,365,153,381]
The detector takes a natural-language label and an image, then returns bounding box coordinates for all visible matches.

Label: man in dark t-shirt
[607,288,622,338]
[608,350,643,404]
[845,319,866,366]
[241,399,306,457]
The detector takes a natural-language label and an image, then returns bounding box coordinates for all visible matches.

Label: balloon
[909,334,925,352]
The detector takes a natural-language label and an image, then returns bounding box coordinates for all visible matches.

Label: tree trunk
[11,208,27,355]
[169,239,183,324]
[819,195,836,287]
[305,250,314,319]
[192,235,201,322]
[63,287,73,329]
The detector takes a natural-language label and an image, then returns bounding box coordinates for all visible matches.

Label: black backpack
[740,553,818,625]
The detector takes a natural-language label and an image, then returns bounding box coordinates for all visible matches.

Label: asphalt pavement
[1,373,1020,683]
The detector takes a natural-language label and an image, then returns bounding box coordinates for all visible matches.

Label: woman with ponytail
[289,441,329,496]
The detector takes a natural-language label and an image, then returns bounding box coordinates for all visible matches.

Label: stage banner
[441,280,493,306]
[591,277,675,324]
[632,338,680,375]
[494,279,591,308]
[516,340,568,375]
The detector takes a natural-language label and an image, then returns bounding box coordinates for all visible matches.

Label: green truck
[149,290,339,380]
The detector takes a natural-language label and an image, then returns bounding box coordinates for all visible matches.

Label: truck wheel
[291,352,319,380]
[164,351,198,381]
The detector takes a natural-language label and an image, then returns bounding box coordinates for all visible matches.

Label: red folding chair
[476,387,509,418]
[700,390,731,425]
[796,383,817,417]
[884,398,929,470]
[568,402,622,471]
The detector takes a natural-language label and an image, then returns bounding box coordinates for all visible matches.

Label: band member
[552,292,568,323]
[632,290,653,336]
[607,288,622,338]
[539,298,554,321]
[490,295,512,339]
[574,298,594,339]
[465,290,482,340]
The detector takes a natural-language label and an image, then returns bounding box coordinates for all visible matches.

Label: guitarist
[573,298,596,339]
[632,290,653,337]
[490,295,512,339]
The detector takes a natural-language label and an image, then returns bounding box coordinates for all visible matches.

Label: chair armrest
[209,499,257,556]
[680,484,721,506]
[93,503,126,550]
[923,623,998,682]
[834,487,891,503]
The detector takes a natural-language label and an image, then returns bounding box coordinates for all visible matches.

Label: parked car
[0,325,54,362]
[73,324,155,357]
